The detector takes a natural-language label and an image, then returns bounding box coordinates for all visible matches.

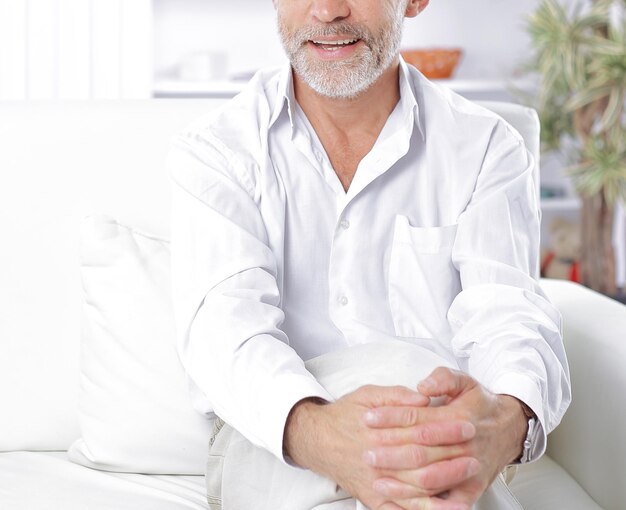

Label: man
[169,0,571,508]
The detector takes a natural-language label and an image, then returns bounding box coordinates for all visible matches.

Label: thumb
[352,384,430,408]
[417,367,476,399]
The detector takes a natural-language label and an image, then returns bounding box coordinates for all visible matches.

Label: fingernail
[467,458,481,477]
[419,377,435,391]
[364,450,376,465]
[364,410,378,425]
[373,480,389,495]
[461,422,476,439]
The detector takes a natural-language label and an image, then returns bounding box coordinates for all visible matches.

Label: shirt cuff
[489,371,547,463]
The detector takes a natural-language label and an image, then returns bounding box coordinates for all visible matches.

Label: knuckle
[408,444,426,466]
[366,427,382,446]
[409,494,432,509]
[379,428,398,445]
[404,406,420,426]
[416,470,435,490]
[432,366,450,379]
[414,424,436,444]
[415,467,445,493]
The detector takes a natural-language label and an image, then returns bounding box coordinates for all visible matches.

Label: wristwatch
[518,403,540,464]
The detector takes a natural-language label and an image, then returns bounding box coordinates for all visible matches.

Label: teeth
[312,39,358,46]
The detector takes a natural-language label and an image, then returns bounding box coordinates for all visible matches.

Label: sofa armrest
[540,279,626,510]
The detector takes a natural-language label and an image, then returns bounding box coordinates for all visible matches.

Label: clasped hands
[284,367,527,510]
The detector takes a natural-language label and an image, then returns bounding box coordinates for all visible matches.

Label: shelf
[540,197,581,211]
[432,78,534,93]
[154,79,245,98]
[153,77,535,99]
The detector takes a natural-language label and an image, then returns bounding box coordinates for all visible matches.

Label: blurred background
[0,0,624,299]
[0,0,541,100]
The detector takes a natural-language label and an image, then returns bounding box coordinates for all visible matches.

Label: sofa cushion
[509,454,602,510]
[67,215,211,475]
[0,451,208,510]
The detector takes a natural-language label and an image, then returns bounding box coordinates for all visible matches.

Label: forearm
[284,398,331,471]
[448,283,568,460]
[169,146,332,460]
[180,287,332,460]
[449,122,571,446]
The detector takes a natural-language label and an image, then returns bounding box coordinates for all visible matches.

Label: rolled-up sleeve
[448,121,572,461]
[168,132,332,462]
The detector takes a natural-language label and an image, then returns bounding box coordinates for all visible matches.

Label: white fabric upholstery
[68,216,211,474]
[0,100,225,451]
[0,452,207,510]
[509,455,602,510]
[540,280,626,510]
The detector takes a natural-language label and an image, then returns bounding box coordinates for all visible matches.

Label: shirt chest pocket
[388,215,461,339]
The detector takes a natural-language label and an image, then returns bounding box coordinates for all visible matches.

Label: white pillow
[68,215,212,474]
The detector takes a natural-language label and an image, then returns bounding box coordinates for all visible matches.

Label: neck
[293,58,401,136]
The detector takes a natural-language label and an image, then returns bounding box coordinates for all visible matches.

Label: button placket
[328,201,355,329]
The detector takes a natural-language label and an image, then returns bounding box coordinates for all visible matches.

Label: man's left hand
[363,367,528,508]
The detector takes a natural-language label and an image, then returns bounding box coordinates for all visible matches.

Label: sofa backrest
[0,98,538,452]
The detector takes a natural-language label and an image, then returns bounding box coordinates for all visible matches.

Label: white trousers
[205,341,524,510]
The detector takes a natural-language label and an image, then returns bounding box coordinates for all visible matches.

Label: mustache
[290,21,372,45]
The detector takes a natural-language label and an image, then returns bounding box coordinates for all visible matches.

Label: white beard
[277,4,405,99]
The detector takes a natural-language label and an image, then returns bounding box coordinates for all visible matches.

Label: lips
[308,38,361,54]
[311,38,359,46]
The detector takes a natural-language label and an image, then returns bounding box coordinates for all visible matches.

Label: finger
[417,368,476,399]
[365,409,475,441]
[373,457,481,498]
[378,503,405,510]
[384,494,471,510]
[356,384,431,408]
[365,443,469,470]
[368,420,475,447]
[364,405,423,428]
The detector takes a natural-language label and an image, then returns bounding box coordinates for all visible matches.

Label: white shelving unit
[153,77,534,100]
[541,197,581,212]
[154,79,244,98]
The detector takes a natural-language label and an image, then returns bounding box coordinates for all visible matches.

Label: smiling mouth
[310,38,360,51]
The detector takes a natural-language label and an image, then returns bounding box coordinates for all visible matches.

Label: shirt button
[339,219,350,230]
[339,296,349,306]
[314,150,322,161]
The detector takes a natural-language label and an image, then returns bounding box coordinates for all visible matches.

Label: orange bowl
[400,48,463,79]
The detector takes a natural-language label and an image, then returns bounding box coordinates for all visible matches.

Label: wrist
[283,397,328,468]
[497,394,531,464]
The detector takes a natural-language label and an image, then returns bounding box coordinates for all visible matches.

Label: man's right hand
[283,385,477,510]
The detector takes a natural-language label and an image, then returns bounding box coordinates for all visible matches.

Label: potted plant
[524,0,626,295]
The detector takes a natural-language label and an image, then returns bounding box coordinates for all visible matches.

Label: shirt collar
[268,57,425,142]
[269,61,296,131]
[398,56,425,142]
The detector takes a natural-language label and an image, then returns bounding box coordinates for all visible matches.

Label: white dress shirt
[168,59,571,464]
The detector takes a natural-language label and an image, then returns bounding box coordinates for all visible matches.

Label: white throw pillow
[68,215,212,474]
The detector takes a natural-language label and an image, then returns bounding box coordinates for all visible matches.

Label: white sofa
[1,99,625,510]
